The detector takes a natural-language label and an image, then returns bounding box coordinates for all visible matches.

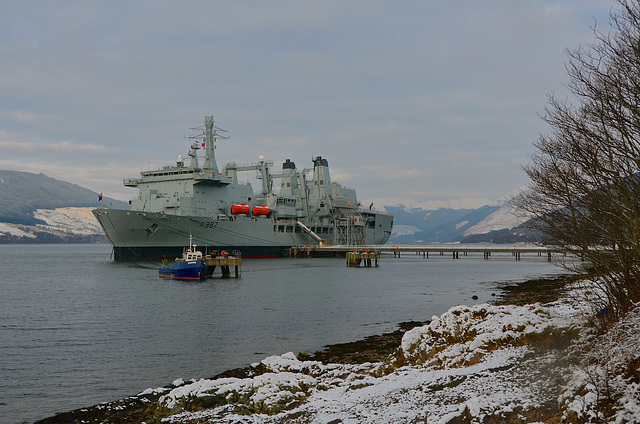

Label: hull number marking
[199,221,218,229]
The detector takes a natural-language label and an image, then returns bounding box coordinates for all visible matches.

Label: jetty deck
[346,250,381,267]
[288,244,564,261]
[204,256,242,278]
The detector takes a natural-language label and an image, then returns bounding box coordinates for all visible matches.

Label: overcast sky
[0,1,616,210]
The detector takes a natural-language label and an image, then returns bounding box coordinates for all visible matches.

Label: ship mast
[203,116,218,172]
[198,115,229,173]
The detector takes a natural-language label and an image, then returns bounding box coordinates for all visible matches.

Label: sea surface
[1,244,571,424]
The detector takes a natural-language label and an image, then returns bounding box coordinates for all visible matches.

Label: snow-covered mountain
[0,207,106,243]
[386,192,536,244]
[34,207,104,235]
[462,203,532,237]
[0,170,126,243]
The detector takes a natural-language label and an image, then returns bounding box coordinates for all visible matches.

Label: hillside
[0,170,126,225]
[0,207,107,244]
[0,170,128,243]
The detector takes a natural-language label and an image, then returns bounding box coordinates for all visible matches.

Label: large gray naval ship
[93,116,394,260]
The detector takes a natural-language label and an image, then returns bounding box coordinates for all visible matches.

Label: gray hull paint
[93,208,393,260]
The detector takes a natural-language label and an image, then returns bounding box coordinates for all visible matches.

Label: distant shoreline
[0,234,107,244]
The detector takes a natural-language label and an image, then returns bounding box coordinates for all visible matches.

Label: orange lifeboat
[231,203,250,214]
[253,205,270,216]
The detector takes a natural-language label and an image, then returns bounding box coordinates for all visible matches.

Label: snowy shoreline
[38,300,580,423]
[154,301,581,423]
[31,275,581,423]
[34,273,640,423]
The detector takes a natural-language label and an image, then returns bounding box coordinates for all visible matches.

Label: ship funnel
[312,156,331,187]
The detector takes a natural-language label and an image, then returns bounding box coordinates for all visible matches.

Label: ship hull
[93,208,393,261]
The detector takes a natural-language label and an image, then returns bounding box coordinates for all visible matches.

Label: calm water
[0,244,569,423]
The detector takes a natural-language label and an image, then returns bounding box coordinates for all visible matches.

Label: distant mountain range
[385,199,539,245]
[0,170,538,244]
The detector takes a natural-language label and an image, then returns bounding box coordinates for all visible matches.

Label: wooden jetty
[204,253,242,278]
[346,250,381,267]
[288,244,563,262]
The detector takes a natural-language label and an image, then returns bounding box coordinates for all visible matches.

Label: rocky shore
[35,274,580,424]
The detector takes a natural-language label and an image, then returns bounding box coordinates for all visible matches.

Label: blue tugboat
[159,238,207,280]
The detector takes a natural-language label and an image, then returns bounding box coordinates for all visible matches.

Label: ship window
[273,225,277,232]
[295,227,301,233]
[278,225,285,232]
[286,226,293,233]
[330,228,334,234]
[322,227,329,234]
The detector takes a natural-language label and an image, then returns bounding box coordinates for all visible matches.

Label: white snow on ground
[33,207,103,235]
[560,302,640,423]
[0,207,103,239]
[153,299,592,423]
[0,222,37,238]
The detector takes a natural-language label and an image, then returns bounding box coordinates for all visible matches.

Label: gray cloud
[0,0,615,208]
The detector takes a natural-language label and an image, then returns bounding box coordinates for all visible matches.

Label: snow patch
[400,302,578,369]
[391,224,421,236]
[33,207,103,235]
[455,220,469,229]
[0,222,37,238]
[561,303,640,422]
[463,204,531,236]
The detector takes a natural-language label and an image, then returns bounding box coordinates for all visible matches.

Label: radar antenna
[186,116,230,173]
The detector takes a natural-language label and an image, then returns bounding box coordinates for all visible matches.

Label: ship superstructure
[93,116,394,260]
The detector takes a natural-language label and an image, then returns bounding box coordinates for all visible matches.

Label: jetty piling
[346,250,380,267]
[204,255,242,278]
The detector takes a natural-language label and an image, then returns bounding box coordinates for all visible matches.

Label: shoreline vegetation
[35,273,587,424]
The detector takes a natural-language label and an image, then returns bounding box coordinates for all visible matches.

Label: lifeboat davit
[231,203,250,214]
[253,205,270,216]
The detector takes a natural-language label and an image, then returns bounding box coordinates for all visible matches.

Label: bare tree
[518,0,640,322]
